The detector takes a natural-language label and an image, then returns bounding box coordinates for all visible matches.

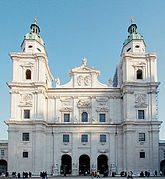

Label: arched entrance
[61,154,72,174]
[0,160,7,175]
[160,160,165,176]
[79,154,90,175]
[97,155,108,175]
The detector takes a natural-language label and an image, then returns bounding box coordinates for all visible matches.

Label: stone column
[72,132,79,175]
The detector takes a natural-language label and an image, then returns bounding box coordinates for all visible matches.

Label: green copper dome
[24,23,44,46]
[123,24,143,47]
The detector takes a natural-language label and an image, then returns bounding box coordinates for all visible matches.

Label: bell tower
[118,19,161,173]
[121,17,146,54]
[21,17,46,54]
[7,18,54,121]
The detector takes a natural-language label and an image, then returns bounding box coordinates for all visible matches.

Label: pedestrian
[97,171,100,178]
[94,172,97,177]
[91,172,94,178]
[29,172,32,178]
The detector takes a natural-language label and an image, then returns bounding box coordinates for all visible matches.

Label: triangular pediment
[69,64,100,76]
[55,58,108,88]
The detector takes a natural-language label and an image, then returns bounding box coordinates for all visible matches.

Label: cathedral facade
[5,21,161,176]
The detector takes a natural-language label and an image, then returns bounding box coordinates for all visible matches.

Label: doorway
[0,160,7,175]
[61,154,72,174]
[160,160,165,176]
[97,155,108,174]
[79,154,90,175]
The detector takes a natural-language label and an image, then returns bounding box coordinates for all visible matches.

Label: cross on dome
[34,16,37,24]
[131,17,134,24]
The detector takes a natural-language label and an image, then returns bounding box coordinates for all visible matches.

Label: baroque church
[5,19,161,176]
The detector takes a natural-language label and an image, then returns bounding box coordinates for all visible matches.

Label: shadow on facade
[160,160,165,176]
[61,154,72,174]
[79,154,90,175]
[0,160,7,175]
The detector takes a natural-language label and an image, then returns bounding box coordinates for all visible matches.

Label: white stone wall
[6,23,161,176]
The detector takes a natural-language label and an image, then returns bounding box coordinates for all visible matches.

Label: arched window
[82,112,88,122]
[26,70,31,80]
[137,69,143,79]
[26,69,31,80]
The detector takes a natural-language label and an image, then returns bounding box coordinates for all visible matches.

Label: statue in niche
[108,78,112,87]
[55,78,60,86]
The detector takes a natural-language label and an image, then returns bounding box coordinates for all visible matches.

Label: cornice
[7,82,47,89]
[121,82,160,90]
[121,120,162,126]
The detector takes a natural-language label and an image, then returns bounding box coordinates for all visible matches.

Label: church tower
[117,20,161,173]
[6,19,54,174]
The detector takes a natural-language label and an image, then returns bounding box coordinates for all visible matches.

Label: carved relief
[77,75,91,86]
[96,107,109,112]
[96,96,109,112]
[84,76,91,86]
[77,99,91,108]
[20,93,33,106]
[98,102,106,106]
[77,75,83,86]
[133,61,146,67]
[23,94,32,102]
[96,97,108,102]
[60,97,73,108]
[55,78,60,86]
[98,149,108,153]
[135,94,147,108]
[60,107,73,112]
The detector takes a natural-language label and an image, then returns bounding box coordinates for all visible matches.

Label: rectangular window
[138,110,144,119]
[99,113,106,122]
[24,110,30,119]
[22,133,29,141]
[64,114,70,122]
[139,133,145,142]
[100,135,106,143]
[81,134,88,143]
[23,152,28,158]
[140,152,145,158]
[63,134,69,143]
[82,112,88,122]
[0,149,4,156]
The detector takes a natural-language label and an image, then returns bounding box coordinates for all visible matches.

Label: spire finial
[34,16,37,24]
[131,17,134,24]
[82,57,87,66]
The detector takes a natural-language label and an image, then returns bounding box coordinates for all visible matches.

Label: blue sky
[0,0,165,139]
